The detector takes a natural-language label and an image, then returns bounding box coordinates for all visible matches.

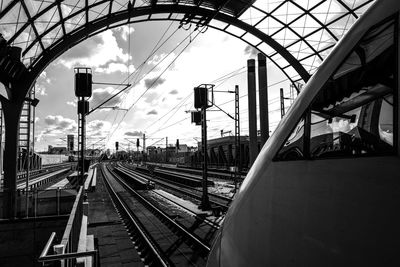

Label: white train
[207,0,400,266]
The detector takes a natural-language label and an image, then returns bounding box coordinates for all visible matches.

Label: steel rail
[135,165,232,203]
[100,164,169,267]
[106,164,212,255]
[119,164,230,211]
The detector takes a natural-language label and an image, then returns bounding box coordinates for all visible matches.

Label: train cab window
[310,18,396,158]
[275,17,397,161]
[275,118,305,160]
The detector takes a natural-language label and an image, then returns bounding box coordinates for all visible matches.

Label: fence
[38,187,98,266]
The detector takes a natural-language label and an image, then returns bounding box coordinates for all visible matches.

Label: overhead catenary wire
[105,26,205,144]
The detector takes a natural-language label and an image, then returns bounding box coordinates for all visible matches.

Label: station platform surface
[46,177,72,190]
[86,167,143,267]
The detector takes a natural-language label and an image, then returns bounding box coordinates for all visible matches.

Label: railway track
[119,163,231,211]
[100,163,212,266]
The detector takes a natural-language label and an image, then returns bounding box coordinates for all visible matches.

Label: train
[207,0,400,266]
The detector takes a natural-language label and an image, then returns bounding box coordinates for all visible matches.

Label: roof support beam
[24,4,309,97]
[20,0,45,51]
[57,0,66,36]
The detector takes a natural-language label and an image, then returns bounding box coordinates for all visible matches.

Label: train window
[310,18,396,158]
[275,17,396,161]
[275,118,305,160]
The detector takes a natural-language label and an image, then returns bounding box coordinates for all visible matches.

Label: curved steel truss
[0,0,374,86]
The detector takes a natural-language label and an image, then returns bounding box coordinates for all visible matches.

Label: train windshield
[276,17,396,160]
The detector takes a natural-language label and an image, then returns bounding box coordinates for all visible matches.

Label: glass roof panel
[13,24,33,50]
[112,0,128,13]
[0,0,374,82]
[312,0,346,25]
[254,0,284,13]
[88,2,110,22]
[239,7,266,26]
[23,41,41,65]
[62,0,86,18]
[35,6,60,36]
[42,24,62,49]
[0,0,13,13]
[208,20,228,30]
[24,0,54,17]
[242,32,262,46]
[271,1,305,25]
[225,25,246,37]
[255,16,283,36]
[1,1,28,40]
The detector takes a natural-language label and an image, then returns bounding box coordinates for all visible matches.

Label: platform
[86,167,143,267]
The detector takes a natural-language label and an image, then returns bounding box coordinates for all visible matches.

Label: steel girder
[0,0,375,95]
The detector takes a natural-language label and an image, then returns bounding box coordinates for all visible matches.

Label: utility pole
[193,84,214,210]
[143,134,146,162]
[165,137,168,163]
[75,68,92,186]
[234,85,240,192]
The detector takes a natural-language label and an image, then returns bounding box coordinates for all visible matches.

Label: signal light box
[74,67,92,97]
[194,84,214,109]
[191,111,202,125]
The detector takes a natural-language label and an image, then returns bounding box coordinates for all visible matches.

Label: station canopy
[0,0,374,85]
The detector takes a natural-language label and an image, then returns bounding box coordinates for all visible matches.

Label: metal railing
[38,187,98,266]
[0,188,77,219]
[38,232,98,267]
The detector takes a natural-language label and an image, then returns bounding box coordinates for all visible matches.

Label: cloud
[119,25,135,41]
[86,120,111,137]
[35,71,51,96]
[42,115,77,137]
[95,63,135,74]
[90,87,124,107]
[147,53,170,66]
[66,100,77,107]
[88,120,105,131]
[144,77,166,89]
[169,89,178,95]
[125,131,144,136]
[244,45,260,57]
[144,91,160,104]
[147,109,158,115]
[58,30,129,68]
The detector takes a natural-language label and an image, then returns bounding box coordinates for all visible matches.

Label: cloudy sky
[20,21,292,152]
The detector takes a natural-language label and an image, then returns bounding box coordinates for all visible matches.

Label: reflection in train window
[310,18,395,158]
[275,17,396,161]
[275,118,305,160]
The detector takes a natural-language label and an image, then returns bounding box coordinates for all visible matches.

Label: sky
[4,20,294,153]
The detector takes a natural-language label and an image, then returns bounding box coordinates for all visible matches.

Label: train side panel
[212,157,400,266]
[207,0,400,266]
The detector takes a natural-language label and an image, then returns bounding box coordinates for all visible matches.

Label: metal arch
[0,0,375,94]
[266,1,374,66]
[25,4,311,86]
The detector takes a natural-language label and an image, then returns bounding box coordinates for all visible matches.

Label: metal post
[143,134,146,162]
[34,189,37,217]
[0,96,23,219]
[280,88,285,118]
[57,187,60,215]
[258,53,269,146]
[200,106,211,210]
[79,97,86,186]
[25,98,32,217]
[234,85,240,192]
[247,59,258,167]
[165,137,168,163]
[0,107,3,188]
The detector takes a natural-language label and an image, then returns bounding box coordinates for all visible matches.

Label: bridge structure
[0,0,373,218]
